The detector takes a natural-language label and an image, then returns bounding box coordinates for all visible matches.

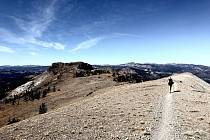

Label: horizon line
[0,62,209,67]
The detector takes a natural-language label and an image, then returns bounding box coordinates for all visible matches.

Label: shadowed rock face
[48,62,93,76]
[113,68,142,83]
[112,67,163,83]
[77,62,93,71]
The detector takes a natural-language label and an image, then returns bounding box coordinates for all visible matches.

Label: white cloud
[0,0,65,51]
[13,0,57,38]
[70,32,141,53]
[0,28,65,50]
[113,33,142,38]
[30,39,65,50]
[0,28,26,44]
[0,45,15,53]
[71,37,104,52]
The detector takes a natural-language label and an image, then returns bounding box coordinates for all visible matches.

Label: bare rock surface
[1,73,210,140]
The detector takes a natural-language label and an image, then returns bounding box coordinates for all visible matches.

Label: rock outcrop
[48,62,93,76]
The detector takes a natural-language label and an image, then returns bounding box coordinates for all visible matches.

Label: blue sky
[0,0,210,66]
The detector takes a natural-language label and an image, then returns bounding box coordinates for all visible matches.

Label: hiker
[168,77,174,93]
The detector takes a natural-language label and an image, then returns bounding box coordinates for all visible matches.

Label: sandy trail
[153,78,180,140]
[156,93,174,140]
[155,73,210,140]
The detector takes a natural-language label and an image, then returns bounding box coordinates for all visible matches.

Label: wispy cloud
[0,28,25,44]
[28,37,65,50]
[113,33,142,38]
[70,37,105,52]
[0,0,65,50]
[0,28,65,50]
[13,0,57,38]
[0,45,15,53]
[70,32,141,52]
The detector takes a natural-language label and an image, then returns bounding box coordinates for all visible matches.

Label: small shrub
[34,91,41,100]
[7,117,20,125]
[39,103,48,114]
[47,86,51,92]
[28,90,35,101]
[42,90,47,98]
[53,86,56,92]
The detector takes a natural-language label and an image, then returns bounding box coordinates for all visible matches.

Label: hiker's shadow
[173,90,181,93]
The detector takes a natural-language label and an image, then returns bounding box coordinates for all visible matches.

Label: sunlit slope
[0,73,210,140]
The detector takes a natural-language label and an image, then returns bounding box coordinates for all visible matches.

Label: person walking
[168,77,174,93]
